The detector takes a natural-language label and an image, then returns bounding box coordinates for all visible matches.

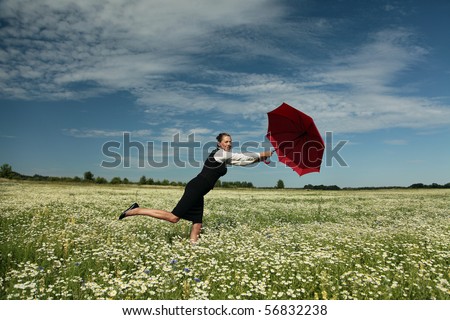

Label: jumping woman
[118,133,272,243]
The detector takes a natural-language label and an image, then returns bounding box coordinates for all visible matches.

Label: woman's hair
[216,132,231,143]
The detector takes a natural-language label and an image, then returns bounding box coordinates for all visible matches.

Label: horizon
[2,163,449,190]
[1,0,450,188]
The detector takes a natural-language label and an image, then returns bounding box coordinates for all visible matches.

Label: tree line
[134,175,257,188]
[0,164,261,189]
[2,163,449,189]
[304,183,450,190]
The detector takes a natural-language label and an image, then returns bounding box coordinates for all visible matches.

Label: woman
[118,133,272,243]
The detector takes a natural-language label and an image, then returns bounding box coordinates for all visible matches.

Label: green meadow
[1,181,448,300]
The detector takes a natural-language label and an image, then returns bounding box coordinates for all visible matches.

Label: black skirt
[171,175,213,223]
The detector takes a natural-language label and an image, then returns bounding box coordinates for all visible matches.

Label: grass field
[0,181,449,300]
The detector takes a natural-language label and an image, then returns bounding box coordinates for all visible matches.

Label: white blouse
[213,149,260,166]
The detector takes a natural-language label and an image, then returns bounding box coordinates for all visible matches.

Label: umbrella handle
[263,149,276,165]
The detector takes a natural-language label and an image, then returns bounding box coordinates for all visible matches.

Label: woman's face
[218,135,232,151]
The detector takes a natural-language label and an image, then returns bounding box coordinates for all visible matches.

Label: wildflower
[170,259,178,265]
[14,283,27,290]
[194,277,201,283]
[109,289,117,297]
[184,268,190,273]
[74,262,81,267]
[144,269,151,275]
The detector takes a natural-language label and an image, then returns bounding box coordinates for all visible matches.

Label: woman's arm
[214,150,273,166]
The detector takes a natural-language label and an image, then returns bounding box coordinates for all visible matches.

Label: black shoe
[119,203,139,220]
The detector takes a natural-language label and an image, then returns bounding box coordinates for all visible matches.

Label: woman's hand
[259,150,273,160]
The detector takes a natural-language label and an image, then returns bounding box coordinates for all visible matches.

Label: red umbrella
[266,102,325,176]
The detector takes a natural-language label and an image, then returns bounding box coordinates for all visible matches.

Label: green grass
[0,181,449,300]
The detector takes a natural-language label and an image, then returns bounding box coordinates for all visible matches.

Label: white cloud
[1,0,450,136]
[0,0,284,99]
[317,29,427,93]
[286,29,450,133]
[64,128,152,138]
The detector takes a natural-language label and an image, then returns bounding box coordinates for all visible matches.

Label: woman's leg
[190,223,202,243]
[125,207,180,223]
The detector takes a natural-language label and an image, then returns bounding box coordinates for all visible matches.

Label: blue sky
[1,0,449,188]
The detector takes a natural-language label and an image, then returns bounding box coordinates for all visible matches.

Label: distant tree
[220,181,255,188]
[304,184,340,190]
[0,164,13,178]
[430,183,441,188]
[139,175,147,185]
[123,178,129,184]
[95,177,108,184]
[328,185,341,190]
[32,174,47,181]
[110,177,122,184]
[84,171,94,181]
[276,179,285,189]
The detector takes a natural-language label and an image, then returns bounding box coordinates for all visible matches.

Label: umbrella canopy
[266,102,325,176]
